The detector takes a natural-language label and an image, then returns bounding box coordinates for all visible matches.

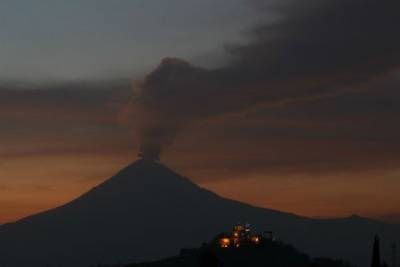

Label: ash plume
[133,0,400,160]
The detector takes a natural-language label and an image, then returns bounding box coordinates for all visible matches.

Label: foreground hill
[0,160,398,267]
[127,239,354,267]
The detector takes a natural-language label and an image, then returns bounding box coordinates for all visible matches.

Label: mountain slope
[0,160,398,267]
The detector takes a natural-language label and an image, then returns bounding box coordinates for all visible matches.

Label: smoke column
[132,0,400,160]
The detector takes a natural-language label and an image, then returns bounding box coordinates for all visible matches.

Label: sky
[1,0,400,224]
[0,0,260,80]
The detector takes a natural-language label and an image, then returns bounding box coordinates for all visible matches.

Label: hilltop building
[217,223,267,248]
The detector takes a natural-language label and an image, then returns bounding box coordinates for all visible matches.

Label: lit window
[219,238,231,248]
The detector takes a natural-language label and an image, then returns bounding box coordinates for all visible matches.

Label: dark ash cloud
[133,0,400,160]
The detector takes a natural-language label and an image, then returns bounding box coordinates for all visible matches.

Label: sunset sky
[1,0,400,224]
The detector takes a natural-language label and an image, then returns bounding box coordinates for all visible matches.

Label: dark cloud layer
[0,80,131,123]
[133,0,400,160]
[0,80,134,162]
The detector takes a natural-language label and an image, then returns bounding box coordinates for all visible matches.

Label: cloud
[133,0,400,160]
[0,80,136,163]
[0,80,131,123]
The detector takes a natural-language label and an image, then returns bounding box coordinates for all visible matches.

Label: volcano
[0,160,399,267]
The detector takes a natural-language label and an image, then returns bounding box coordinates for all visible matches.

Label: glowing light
[251,236,260,244]
[220,238,231,248]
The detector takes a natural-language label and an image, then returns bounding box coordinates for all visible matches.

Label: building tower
[371,234,381,267]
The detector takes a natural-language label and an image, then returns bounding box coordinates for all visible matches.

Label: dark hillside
[126,239,354,267]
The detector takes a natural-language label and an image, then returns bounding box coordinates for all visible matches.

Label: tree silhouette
[372,234,381,267]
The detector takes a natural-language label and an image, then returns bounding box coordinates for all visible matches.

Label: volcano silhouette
[0,160,399,267]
